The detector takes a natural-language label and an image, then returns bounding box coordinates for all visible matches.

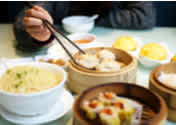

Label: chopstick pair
[43,20,85,65]
[25,2,85,65]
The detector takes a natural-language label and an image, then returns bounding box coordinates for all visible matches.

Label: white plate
[0,89,74,125]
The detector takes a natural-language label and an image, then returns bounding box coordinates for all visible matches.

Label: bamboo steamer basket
[149,62,176,122]
[73,83,167,125]
[67,47,137,94]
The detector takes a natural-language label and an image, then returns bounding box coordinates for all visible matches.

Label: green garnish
[24,71,27,75]
[15,81,23,88]
[16,73,22,79]
[6,70,11,74]
[36,69,39,73]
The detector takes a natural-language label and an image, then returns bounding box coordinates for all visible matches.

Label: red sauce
[73,39,93,44]
[114,102,124,109]
[101,108,113,115]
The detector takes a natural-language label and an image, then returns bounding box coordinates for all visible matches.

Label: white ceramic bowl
[0,62,67,116]
[68,33,97,48]
[136,43,173,68]
[62,16,94,33]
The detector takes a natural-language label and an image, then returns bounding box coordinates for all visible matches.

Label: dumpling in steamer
[98,92,117,105]
[113,99,134,124]
[96,59,122,72]
[82,100,104,120]
[77,53,99,69]
[97,50,116,60]
[99,107,120,125]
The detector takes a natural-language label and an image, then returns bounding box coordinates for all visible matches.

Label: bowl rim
[62,15,94,26]
[69,47,137,75]
[68,33,96,45]
[150,62,176,95]
[73,82,167,125]
[0,62,67,97]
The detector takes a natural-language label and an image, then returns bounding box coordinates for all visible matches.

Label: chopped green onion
[15,81,23,88]
[24,71,27,75]
[6,70,11,74]
[16,73,22,79]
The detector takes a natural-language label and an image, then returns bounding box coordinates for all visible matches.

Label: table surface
[0,24,175,125]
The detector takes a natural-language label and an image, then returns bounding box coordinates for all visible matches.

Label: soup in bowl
[0,62,67,116]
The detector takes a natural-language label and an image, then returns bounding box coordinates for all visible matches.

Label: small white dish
[48,33,104,56]
[68,33,104,52]
[0,89,74,125]
[127,37,143,57]
[135,42,173,68]
[62,15,97,33]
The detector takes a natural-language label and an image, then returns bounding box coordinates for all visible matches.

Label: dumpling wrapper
[97,50,116,60]
[96,59,122,72]
[77,53,99,69]
[158,72,176,88]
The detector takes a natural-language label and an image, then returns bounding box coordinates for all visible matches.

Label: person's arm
[97,1,155,29]
[13,2,55,52]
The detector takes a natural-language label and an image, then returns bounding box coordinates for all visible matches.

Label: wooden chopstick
[25,2,85,54]
[43,20,79,65]
[44,20,85,54]
[25,2,86,66]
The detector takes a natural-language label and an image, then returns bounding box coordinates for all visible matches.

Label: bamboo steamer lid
[149,62,176,122]
[67,47,137,94]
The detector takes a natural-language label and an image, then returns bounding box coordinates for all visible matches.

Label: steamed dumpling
[82,100,104,120]
[97,50,116,60]
[158,72,176,88]
[99,107,120,125]
[96,59,121,72]
[77,53,99,69]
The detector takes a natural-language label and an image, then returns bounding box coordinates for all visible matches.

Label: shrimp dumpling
[96,59,121,72]
[113,99,134,123]
[99,107,120,125]
[97,50,116,60]
[82,100,104,120]
[77,53,99,69]
[98,92,117,105]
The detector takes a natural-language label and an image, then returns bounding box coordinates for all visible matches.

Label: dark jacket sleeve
[97,1,155,29]
[13,2,55,52]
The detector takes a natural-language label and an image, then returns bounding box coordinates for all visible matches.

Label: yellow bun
[113,36,137,51]
[139,43,167,61]
[171,54,176,62]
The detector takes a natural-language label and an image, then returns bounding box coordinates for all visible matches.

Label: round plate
[0,89,74,125]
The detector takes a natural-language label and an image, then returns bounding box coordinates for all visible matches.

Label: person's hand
[23,5,53,42]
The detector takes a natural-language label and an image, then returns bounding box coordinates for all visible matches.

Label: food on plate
[76,49,126,71]
[139,43,167,61]
[113,36,137,51]
[171,54,176,62]
[158,72,176,88]
[40,58,66,66]
[0,66,62,94]
[82,91,142,125]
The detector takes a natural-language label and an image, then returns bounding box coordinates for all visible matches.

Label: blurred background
[3,1,176,27]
